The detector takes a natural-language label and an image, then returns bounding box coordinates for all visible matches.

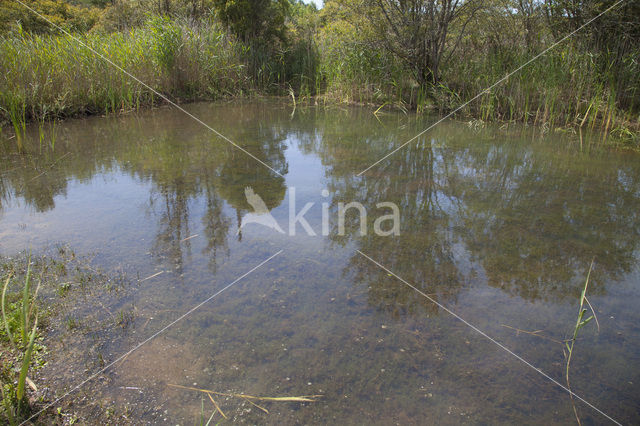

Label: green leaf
[17,315,38,402]
[2,274,14,344]
[21,254,32,343]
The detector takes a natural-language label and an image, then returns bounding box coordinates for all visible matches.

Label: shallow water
[1,100,640,424]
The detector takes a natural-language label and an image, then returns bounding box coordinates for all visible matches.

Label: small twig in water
[180,234,199,243]
[501,324,567,345]
[139,271,164,282]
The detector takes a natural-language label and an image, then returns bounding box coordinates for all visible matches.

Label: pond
[1,100,639,424]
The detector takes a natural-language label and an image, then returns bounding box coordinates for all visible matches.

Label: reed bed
[445,46,640,139]
[316,18,639,142]
[318,21,407,107]
[1,14,638,145]
[0,18,252,128]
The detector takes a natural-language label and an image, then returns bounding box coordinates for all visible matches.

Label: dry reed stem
[207,393,227,419]
[168,383,321,402]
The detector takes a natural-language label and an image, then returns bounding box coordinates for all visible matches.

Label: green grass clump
[0,17,253,128]
[1,255,41,425]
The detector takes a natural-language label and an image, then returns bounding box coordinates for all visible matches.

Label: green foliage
[442,0,640,138]
[92,0,219,32]
[1,274,14,342]
[282,1,321,95]
[212,0,289,43]
[92,0,151,32]
[208,0,294,92]
[16,316,37,402]
[318,0,408,105]
[446,44,629,126]
[0,0,100,34]
[361,0,475,86]
[149,16,182,71]
[1,256,40,347]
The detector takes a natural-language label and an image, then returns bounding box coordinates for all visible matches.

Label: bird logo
[238,186,285,234]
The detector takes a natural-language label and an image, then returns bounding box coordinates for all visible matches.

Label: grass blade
[17,315,38,402]
[21,254,32,343]
[2,273,14,344]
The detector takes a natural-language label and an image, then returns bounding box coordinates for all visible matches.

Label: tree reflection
[0,105,289,272]
[215,121,288,241]
[448,141,640,301]
[2,105,640,310]
[300,115,640,315]
[131,119,288,270]
[311,134,466,317]
[0,151,71,213]
[201,184,230,273]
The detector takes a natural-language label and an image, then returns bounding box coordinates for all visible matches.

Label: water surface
[1,100,639,424]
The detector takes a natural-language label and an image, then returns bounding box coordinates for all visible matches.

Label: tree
[543,0,640,51]
[514,0,542,51]
[211,0,290,43]
[543,0,640,111]
[365,0,480,86]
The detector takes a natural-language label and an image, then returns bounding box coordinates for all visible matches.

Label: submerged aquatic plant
[564,259,599,426]
[501,259,602,424]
